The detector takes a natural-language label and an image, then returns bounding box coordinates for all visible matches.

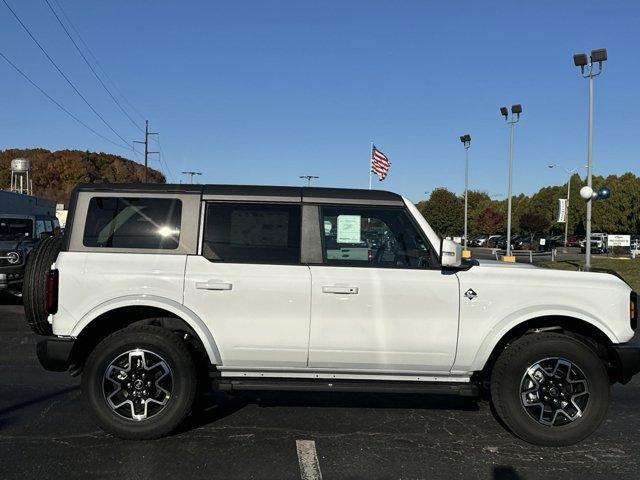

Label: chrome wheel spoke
[519,356,589,427]
[102,348,173,422]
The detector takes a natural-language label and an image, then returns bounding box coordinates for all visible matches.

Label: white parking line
[296,439,323,480]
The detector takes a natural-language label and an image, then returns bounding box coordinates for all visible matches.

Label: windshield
[0,218,33,241]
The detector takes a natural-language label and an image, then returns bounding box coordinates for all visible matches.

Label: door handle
[196,281,233,291]
[322,285,359,294]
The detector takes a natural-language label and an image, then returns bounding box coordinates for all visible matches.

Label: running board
[214,378,478,397]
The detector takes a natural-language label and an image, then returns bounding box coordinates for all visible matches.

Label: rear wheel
[490,332,610,446]
[82,325,197,440]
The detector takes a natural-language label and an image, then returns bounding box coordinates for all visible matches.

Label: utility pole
[133,120,159,183]
[181,171,202,184]
[299,175,319,187]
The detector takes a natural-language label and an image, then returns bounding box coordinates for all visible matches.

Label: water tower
[10,158,33,195]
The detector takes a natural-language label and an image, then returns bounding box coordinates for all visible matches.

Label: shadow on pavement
[0,292,23,306]
[180,390,480,433]
[494,466,522,479]
[0,385,79,420]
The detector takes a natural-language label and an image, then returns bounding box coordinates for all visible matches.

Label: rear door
[183,201,311,368]
[308,204,460,373]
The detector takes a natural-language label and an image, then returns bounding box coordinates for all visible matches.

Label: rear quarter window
[83,197,182,249]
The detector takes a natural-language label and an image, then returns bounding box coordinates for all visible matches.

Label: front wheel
[490,332,610,446]
[82,325,197,440]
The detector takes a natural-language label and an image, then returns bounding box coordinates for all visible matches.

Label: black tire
[23,235,63,336]
[490,332,610,446]
[82,325,197,440]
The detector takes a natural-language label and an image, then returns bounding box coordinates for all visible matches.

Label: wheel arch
[473,314,616,375]
[69,295,221,369]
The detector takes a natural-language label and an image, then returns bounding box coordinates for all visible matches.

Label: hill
[0,148,165,206]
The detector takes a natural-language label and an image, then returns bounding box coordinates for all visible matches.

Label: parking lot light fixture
[500,104,522,262]
[548,164,578,247]
[460,134,471,258]
[299,175,319,187]
[574,47,607,271]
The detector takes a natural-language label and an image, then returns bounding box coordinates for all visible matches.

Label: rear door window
[83,197,182,249]
[202,202,301,264]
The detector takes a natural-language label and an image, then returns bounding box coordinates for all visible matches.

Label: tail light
[46,269,59,315]
[631,292,638,331]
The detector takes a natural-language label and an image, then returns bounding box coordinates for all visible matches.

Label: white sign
[539,238,546,246]
[608,234,631,247]
[557,198,567,223]
[337,215,361,243]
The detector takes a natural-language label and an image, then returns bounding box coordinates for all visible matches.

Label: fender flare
[70,294,222,365]
[468,306,619,372]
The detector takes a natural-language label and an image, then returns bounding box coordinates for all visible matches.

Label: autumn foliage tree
[477,207,504,234]
[0,148,165,205]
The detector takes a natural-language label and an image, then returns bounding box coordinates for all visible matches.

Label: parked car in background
[566,235,583,248]
[581,233,608,254]
[472,235,491,247]
[485,235,503,248]
[0,214,60,294]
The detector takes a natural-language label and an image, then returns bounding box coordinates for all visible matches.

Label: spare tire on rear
[23,235,63,336]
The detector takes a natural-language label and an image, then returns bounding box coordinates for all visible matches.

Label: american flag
[371,145,390,181]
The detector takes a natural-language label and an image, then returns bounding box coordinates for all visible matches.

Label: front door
[308,205,459,373]
[183,201,311,368]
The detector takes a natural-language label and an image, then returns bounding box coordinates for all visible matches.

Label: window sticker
[324,220,333,235]
[337,215,361,243]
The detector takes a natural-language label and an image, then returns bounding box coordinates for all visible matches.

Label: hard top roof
[73,183,404,205]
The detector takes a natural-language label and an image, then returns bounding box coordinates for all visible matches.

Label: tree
[417,188,464,237]
[519,213,550,242]
[0,148,165,205]
[476,206,504,234]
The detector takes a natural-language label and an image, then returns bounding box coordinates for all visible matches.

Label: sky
[0,0,638,203]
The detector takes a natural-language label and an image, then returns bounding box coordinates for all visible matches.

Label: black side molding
[214,378,478,397]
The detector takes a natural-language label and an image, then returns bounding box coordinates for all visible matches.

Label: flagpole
[369,141,373,190]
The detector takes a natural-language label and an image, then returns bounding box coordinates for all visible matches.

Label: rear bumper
[37,337,75,372]
[610,342,640,384]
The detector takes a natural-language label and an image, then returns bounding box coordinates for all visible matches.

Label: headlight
[6,252,20,264]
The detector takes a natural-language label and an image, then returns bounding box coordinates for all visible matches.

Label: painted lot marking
[296,439,323,480]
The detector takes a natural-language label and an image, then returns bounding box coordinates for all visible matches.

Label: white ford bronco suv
[26,183,639,445]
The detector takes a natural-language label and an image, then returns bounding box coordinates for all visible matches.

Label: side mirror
[441,238,462,268]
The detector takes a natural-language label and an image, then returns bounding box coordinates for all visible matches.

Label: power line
[51,0,146,123]
[43,0,144,134]
[2,0,133,148]
[155,134,175,182]
[0,50,131,151]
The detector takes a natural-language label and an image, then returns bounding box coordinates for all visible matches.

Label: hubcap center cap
[549,387,559,397]
[134,379,144,390]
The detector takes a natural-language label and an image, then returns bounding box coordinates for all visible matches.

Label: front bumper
[37,337,75,372]
[0,270,24,290]
[610,342,640,384]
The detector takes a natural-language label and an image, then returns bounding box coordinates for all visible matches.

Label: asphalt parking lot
[1,294,640,480]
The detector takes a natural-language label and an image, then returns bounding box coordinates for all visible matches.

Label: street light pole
[459,134,471,257]
[500,105,522,261]
[574,48,606,271]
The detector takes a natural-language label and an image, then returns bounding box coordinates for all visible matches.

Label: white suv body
[33,184,639,444]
